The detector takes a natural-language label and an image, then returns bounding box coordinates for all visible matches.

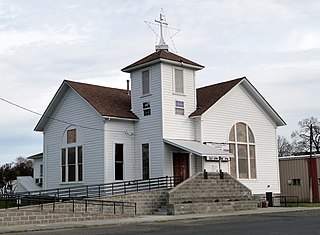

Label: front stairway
[167,172,257,215]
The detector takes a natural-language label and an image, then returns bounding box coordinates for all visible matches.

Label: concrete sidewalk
[0,207,320,234]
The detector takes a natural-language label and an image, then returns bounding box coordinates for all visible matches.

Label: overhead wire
[0,96,134,135]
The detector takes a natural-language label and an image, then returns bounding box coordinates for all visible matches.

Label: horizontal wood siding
[194,117,202,142]
[130,64,164,178]
[104,119,134,182]
[32,158,42,180]
[43,88,104,189]
[201,84,280,195]
[162,64,196,139]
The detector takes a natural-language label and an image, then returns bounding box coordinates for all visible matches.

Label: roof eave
[103,116,139,122]
[34,80,69,132]
[122,58,204,73]
[240,79,286,127]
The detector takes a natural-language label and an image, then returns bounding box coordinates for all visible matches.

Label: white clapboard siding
[201,84,280,195]
[162,64,196,139]
[32,158,42,180]
[130,64,164,178]
[104,119,135,183]
[43,88,105,189]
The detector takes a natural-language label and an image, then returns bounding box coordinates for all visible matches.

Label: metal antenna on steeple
[155,10,169,51]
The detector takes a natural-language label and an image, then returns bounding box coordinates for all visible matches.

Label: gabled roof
[66,80,138,119]
[122,50,204,72]
[34,80,138,131]
[190,77,286,127]
[190,77,244,117]
[27,153,43,160]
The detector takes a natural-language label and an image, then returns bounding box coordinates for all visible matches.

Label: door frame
[173,152,190,186]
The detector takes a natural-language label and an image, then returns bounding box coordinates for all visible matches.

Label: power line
[0,96,134,136]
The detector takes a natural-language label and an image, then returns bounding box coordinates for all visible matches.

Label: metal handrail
[18,176,177,199]
[274,195,299,207]
[0,194,137,215]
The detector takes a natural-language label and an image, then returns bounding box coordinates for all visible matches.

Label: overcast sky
[0,0,319,165]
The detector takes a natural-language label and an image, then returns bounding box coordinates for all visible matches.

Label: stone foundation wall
[101,189,169,215]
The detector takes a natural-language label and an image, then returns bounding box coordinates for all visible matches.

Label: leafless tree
[291,117,320,154]
[277,135,292,157]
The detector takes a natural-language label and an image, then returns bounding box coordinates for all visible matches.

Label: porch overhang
[164,139,230,157]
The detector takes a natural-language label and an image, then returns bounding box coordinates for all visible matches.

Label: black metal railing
[0,194,136,215]
[19,176,176,199]
[274,195,299,207]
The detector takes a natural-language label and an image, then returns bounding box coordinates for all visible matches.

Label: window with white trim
[115,144,124,180]
[229,122,256,179]
[175,100,184,115]
[142,144,149,180]
[61,128,83,183]
[174,68,184,94]
[143,102,151,116]
[142,70,150,95]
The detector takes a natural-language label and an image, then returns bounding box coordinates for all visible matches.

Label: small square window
[175,100,184,115]
[143,102,151,116]
[67,129,76,144]
[292,179,301,185]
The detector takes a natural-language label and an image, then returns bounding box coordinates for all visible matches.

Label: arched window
[229,122,256,179]
[61,127,83,183]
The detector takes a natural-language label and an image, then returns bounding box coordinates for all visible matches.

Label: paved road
[7,210,320,235]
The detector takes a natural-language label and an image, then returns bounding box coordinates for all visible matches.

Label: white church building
[34,16,285,197]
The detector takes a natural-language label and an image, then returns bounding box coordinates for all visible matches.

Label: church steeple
[155,12,169,51]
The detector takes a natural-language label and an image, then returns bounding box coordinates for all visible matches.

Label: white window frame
[175,100,185,115]
[114,143,124,181]
[173,68,184,94]
[61,127,83,184]
[61,146,83,183]
[142,69,150,96]
[142,143,150,180]
[143,101,151,116]
[229,122,256,180]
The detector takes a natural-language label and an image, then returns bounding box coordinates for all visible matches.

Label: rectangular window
[249,145,256,179]
[40,164,43,177]
[67,129,77,144]
[142,70,150,95]
[142,144,150,180]
[61,147,83,183]
[292,179,301,185]
[238,144,248,179]
[61,149,66,182]
[175,100,185,115]
[174,69,184,94]
[78,146,83,182]
[68,147,76,182]
[229,144,236,177]
[143,102,151,116]
[115,144,124,180]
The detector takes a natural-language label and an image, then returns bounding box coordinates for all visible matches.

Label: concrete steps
[166,172,257,215]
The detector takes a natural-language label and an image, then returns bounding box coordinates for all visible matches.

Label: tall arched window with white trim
[61,127,83,183]
[229,122,256,179]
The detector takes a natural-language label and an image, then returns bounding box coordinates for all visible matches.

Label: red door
[173,153,189,186]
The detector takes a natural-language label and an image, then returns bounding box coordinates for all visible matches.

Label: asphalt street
[6,210,320,235]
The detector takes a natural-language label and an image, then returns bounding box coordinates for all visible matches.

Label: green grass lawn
[0,199,17,209]
[281,202,320,207]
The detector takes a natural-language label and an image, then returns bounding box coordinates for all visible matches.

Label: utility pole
[309,124,313,203]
